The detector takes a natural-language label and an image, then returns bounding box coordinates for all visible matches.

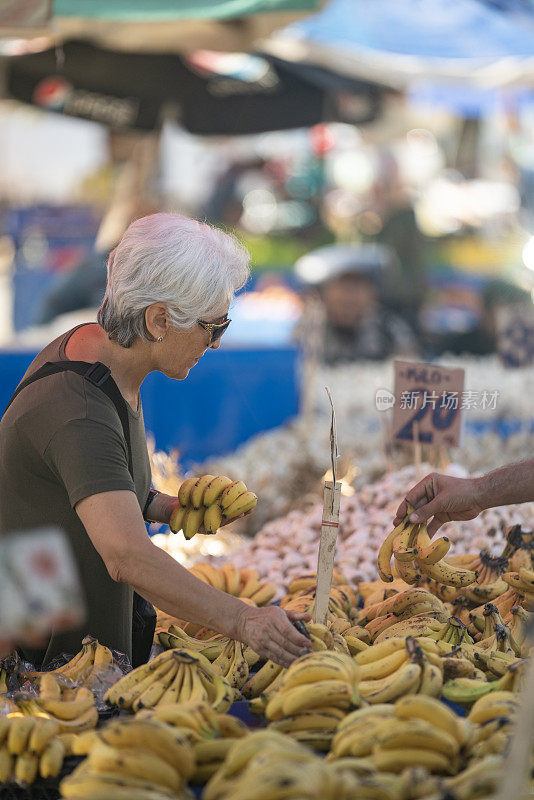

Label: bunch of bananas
[330,694,471,776]
[358,587,448,643]
[465,690,518,760]
[104,649,234,713]
[264,651,360,751]
[169,475,257,539]
[158,626,229,661]
[378,509,477,588]
[328,619,371,656]
[354,636,443,703]
[28,636,114,686]
[442,656,528,705]
[60,717,194,800]
[135,702,248,784]
[0,713,66,785]
[203,730,360,800]
[280,584,360,624]
[18,673,98,734]
[502,567,534,609]
[189,564,276,606]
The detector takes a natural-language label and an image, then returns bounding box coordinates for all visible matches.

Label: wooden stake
[314,480,342,625]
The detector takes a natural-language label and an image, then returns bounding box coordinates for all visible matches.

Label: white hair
[97,213,250,348]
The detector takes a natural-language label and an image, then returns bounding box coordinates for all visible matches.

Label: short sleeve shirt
[0,324,151,667]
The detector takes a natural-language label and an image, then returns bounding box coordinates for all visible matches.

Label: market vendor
[294,243,420,365]
[0,213,311,670]
[394,462,534,534]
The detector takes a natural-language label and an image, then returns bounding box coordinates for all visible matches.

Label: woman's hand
[393,472,486,536]
[235,605,312,667]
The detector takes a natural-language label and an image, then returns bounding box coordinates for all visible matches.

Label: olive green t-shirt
[0,324,151,668]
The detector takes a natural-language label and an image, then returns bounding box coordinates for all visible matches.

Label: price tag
[392,360,465,448]
[497,306,534,368]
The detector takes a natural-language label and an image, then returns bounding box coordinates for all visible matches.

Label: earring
[157,336,164,342]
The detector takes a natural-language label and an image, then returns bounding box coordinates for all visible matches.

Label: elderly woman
[0,214,311,669]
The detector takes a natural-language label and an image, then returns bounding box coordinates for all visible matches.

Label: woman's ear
[145,303,168,341]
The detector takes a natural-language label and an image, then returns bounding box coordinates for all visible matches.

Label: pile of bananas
[19,673,98,734]
[104,649,233,713]
[378,509,477,588]
[189,564,276,607]
[0,714,66,785]
[330,695,471,775]
[60,717,194,800]
[203,730,361,800]
[358,586,449,643]
[169,475,257,539]
[136,702,248,784]
[265,651,360,751]
[28,636,114,685]
[280,582,360,624]
[328,619,371,656]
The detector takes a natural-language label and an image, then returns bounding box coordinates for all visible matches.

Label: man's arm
[393,460,534,536]
[75,490,310,667]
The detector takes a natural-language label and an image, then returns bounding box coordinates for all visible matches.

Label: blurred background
[3,0,534,553]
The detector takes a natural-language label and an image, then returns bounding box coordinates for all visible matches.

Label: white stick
[314,480,342,625]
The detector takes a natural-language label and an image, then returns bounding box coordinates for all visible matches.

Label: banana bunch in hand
[60,717,194,800]
[203,730,360,800]
[19,673,98,735]
[169,475,257,540]
[378,509,477,588]
[104,649,234,713]
[0,713,66,785]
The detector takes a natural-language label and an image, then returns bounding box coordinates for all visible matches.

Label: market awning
[5,40,383,133]
[0,0,323,54]
[260,0,534,90]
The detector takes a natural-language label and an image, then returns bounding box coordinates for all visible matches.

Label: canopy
[0,0,323,53]
[5,40,383,133]
[261,0,534,89]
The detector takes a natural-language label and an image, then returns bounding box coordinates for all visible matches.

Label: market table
[0,345,300,466]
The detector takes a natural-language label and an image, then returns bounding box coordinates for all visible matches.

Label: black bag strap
[4,360,133,477]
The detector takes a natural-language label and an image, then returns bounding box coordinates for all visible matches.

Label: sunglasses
[197,315,231,346]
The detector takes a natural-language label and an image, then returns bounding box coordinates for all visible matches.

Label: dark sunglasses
[197,315,231,346]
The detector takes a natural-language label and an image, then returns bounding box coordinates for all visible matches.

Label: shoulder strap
[4,361,133,478]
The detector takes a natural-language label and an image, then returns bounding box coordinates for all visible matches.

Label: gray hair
[97,213,250,348]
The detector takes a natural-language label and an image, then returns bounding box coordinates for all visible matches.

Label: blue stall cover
[262,0,534,98]
[0,346,300,467]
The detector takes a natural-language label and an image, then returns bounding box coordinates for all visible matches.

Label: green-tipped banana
[442,677,502,706]
[222,491,257,521]
[220,481,247,510]
[204,504,223,534]
[178,477,197,507]
[203,476,233,507]
[191,475,215,510]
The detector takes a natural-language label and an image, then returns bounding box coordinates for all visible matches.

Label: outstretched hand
[393,472,485,536]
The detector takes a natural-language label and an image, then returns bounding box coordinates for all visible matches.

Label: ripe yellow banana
[39,673,61,702]
[15,751,38,785]
[279,680,356,717]
[169,505,185,534]
[191,475,215,510]
[7,716,35,755]
[242,661,284,698]
[372,746,451,773]
[222,491,258,521]
[377,718,459,756]
[220,480,247,510]
[39,692,95,721]
[0,745,13,782]
[377,517,411,583]
[182,507,205,540]
[28,718,59,756]
[249,582,276,606]
[418,559,477,588]
[39,738,66,779]
[203,476,233,507]
[203,504,223,534]
[359,661,421,704]
[177,477,197,507]
[416,536,451,565]
[393,523,419,562]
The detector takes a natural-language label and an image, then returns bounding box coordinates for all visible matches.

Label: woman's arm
[75,490,310,667]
